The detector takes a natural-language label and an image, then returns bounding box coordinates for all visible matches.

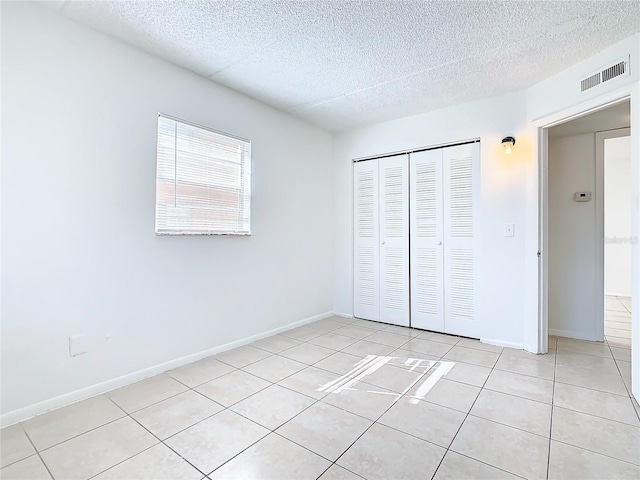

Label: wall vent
[581,72,601,92]
[580,56,630,93]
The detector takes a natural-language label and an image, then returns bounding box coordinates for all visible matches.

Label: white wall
[1,3,334,419]
[333,91,533,349]
[548,133,598,340]
[605,136,632,297]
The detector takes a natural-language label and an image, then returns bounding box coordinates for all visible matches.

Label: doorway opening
[543,99,634,396]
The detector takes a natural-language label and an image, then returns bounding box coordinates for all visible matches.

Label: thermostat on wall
[574,192,592,202]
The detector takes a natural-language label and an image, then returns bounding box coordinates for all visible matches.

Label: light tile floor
[2,315,639,480]
[605,295,632,348]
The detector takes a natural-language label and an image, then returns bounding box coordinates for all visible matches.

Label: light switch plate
[69,334,88,357]
[504,223,515,237]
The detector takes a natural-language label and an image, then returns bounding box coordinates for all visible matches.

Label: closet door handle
[381,241,386,245]
[437,241,443,245]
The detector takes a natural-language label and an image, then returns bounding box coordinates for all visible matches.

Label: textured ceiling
[42,1,640,132]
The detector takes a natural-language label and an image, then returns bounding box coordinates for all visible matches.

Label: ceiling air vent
[580,56,630,93]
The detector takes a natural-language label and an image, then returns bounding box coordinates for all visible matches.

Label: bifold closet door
[443,143,480,338]
[410,150,444,331]
[353,160,379,321]
[353,154,409,326]
[379,154,409,326]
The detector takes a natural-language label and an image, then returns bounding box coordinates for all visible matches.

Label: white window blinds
[155,115,251,235]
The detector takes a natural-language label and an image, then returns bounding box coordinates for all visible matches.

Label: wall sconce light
[502,136,516,155]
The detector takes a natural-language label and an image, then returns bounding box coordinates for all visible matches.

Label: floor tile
[279,343,335,365]
[241,355,307,383]
[307,318,349,333]
[22,395,125,451]
[618,296,631,311]
[280,325,324,342]
[167,357,235,388]
[408,378,480,413]
[607,336,631,348]
[308,332,358,350]
[433,451,520,480]
[378,397,466,448]
[251,335,302,353]
[194,370,271,407]
[606,327,632,338]
[276,402,372,461]
[551,407,640,465]
[131,390,223,440]
[555,363,627,395]
[314,351,365,375]
[553,382,639,426]
[611,346,632,362]
[39,417,157,480]
[341,340,396,357]
[322,385,399,421]
[485,369,554,404]
[456,338,504,353]
[208,433,330,480]
[361,364,425,394]
[548,440,640,480]
[106,374,189,413]
[277,366,338,399]
[470,389,552,437]
[0,454,52,480]
[443,361,491,387]
[605,320,631,331]
[555,352,618,369]
[494,354,555,380]
[349,319,387,331]
[443,346,500,368]
[381,324,421,338]
[363,331,410,348]
[333,325,377,340]
[605,295,628,312]
[392,349,441,364]
[399,338,452,357]
[0,425,36,468]
[230,384,315,430]
[337,423,446,480]
[327,315,355,325]
[450,415,549,479]
[318,464,364,480]
[501,347,556,364]
[556,338,613,358]
[164,410,269,474]
[94,443,202,479]
[417,331,460,345]
[214,345,271,368]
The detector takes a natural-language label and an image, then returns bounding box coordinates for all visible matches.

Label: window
[155,115,251,235]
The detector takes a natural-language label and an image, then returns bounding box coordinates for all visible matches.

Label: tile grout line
[15,423,57,480]
[546,336,558,480]
[603,334,640,424]
[429,343,507,480]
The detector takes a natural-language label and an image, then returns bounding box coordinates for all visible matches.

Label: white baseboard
[333,312,354,319]
[0,311,333,427]
[480,338,529,352]
[548,328,602,342]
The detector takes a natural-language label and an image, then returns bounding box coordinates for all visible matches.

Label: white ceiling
[549,100,630,137]
[41,1,640,132]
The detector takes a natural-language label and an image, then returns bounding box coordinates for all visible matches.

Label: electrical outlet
[69,334,89,357]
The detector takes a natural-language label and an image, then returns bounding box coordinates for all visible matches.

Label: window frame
[155,113,252,236]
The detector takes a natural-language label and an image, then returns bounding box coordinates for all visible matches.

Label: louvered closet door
[443,143,480,337]
[353,160,380,321]
[410,150,444,331]
[379,154,410,326]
